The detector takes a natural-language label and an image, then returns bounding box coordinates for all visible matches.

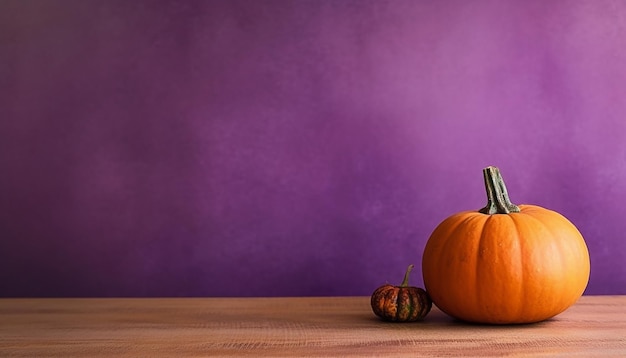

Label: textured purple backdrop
[1,0,625,297]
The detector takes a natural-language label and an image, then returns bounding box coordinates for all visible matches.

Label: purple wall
[2,0,625,297]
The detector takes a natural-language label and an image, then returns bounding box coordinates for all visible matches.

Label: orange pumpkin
[422,166,590,324]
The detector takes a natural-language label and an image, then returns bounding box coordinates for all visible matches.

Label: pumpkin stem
[400,264,414,287]
[478,166,521,214]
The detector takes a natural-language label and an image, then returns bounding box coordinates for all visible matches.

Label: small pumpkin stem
[400,264,414,287]
[479,166,521,214]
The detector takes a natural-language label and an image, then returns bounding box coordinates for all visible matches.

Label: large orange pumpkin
[422,166,590,324]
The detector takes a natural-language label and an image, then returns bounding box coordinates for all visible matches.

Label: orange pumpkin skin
[422,168,590,324]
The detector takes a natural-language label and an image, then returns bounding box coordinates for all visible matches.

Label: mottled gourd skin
[371,285,432,322]
[371,265,432,322]
[422,166,590,325]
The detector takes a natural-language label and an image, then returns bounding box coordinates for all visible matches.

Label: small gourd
[371,264,432,322]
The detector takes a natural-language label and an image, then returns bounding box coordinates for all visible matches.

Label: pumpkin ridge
[507,213,526,321]
[475,214,519,321]
[475,213,526,323]
[516,211,566,320]
[515,209,589,317]
[474,214,493,321]
[430,213,486,320]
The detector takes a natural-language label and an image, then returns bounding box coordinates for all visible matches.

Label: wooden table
[1,296,624,357]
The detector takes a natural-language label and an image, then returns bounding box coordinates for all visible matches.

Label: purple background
[2,0,625,297]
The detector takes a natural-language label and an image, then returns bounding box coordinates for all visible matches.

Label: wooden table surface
[1,295,625,357]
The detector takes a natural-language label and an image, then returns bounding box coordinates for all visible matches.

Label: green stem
[400,264,414,287]
[478,166,520,214]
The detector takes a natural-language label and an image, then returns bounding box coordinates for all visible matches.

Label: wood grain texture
[1,296,625,357]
